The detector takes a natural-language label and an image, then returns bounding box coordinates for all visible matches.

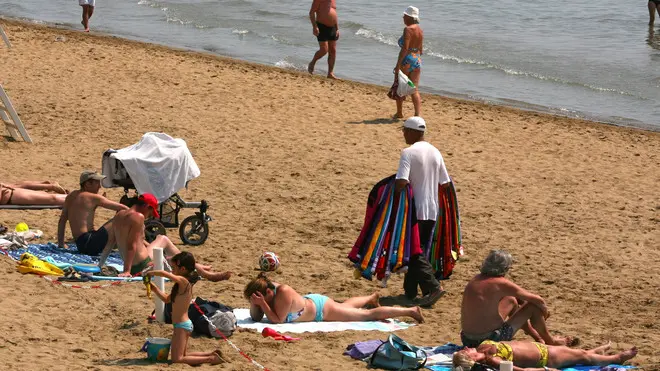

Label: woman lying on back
[244,272,424,324]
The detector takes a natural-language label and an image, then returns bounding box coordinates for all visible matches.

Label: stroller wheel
[144,219,166,243]
[179,215,209,246]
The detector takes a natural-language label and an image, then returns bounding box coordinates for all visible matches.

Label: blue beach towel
[5,242,125,273]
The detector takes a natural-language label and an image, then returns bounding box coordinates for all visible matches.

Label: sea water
[1,0,659,130]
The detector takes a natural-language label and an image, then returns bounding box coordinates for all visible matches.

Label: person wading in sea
[308,0,340,79]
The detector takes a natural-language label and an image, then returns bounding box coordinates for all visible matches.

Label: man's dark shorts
[317,22,338,42]
[75,226,109,256]
[460,322,514,348]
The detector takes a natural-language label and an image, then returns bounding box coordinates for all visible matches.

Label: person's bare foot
[393,113,404,119]
[308,61,315,74]
[327,73,340,80]
[211,349,226,364]
[618,346,638,363]
[367,292,381,308]
[410,306,424,323]
[589,341,612,355]
[84,28,90,32]
[52,183,67,194]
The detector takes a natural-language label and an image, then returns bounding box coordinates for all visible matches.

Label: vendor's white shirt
[396,141,450,221]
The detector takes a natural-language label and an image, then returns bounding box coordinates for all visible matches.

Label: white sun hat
[403,6,420,21]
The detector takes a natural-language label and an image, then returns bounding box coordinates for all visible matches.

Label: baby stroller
[101,132,211,246]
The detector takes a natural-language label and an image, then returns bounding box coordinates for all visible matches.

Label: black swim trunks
[316,22,338,42]
[460,322,515,348]
[75,226,109,256]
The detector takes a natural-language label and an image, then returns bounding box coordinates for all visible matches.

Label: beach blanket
[425,364,635,371]
[345,340,460,368]
[348,175,462,282]
[3,242,125,273]
[233,308,415,333]
[101,132,200,203]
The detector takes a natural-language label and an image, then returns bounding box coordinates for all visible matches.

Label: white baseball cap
[402,116,426,132]
[403,6,420,21]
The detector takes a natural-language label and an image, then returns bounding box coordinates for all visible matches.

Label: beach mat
[3,242,125,275]
[233,308,415,333]
[426,364,635,371]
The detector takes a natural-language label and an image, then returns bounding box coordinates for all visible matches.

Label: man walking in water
[79,0,96,32]
[308,0,339,79]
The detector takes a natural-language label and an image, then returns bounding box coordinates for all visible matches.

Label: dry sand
[0,19,658,371]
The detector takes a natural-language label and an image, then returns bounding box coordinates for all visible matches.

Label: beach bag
[369,334,427,370]
[396,71,416,97]
[163,297,236,337]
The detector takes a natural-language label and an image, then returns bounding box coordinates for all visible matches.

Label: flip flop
[261,327,300,342]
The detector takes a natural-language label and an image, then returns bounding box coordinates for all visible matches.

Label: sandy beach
[0,19,659,371]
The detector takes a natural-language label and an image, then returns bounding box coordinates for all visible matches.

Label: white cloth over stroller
[101,132,201,203]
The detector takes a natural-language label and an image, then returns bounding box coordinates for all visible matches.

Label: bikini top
[273,286,305,323]
[481,340,514,361]
[398,35,420,53]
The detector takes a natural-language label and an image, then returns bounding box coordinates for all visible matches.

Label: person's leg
[9,181,66,193]
[308,42,329,74]
[170,328,222,365]
[81,5,90,31]
[10,188,66,205]
[650,1,657,26]
[340,292,380,308]
[327,40,338,79]
[416,220,442,296]
[88,6,94,20]
[549,345,637,369]
[506,302,572,346]
[324,299,424,323]
[499,297,543,342]
[149,235,229,281]
[395,99,404,119]
[408,68,422,116]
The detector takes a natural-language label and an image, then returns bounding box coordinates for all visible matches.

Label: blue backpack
[369,334,427,370]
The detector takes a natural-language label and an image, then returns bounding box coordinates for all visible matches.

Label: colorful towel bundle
[348,175,463,281]
[428,181,463,280]
[348,175,420,280]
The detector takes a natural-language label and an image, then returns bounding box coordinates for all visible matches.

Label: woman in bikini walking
[393,6,424,119]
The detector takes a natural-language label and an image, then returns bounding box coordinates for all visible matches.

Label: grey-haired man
[460,250,576,347]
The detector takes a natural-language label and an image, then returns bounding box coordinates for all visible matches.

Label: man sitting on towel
[101,193,231,281]
[460,250,577,347]
[57,170,129,255]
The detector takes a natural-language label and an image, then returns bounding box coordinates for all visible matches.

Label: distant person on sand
[308,0,339,79]
[649,0,660,26]
[79,0,96,32]
[460,250,578,348]
[57,170,128,255]
[245,272,424,323]
[0,180,67,206]
[393,6,423,119]
[100,193,231,281]
[395,116,449,308]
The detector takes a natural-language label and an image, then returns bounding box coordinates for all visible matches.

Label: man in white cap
[395,116,451,307]
[57,170,128,255]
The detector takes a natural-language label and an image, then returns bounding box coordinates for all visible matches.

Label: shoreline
[0,18,658,370]
[1,16,657,133]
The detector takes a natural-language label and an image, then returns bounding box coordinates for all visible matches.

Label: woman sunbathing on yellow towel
[0,180,67,205]
[244,272,424,324]
[453,340,637,371]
